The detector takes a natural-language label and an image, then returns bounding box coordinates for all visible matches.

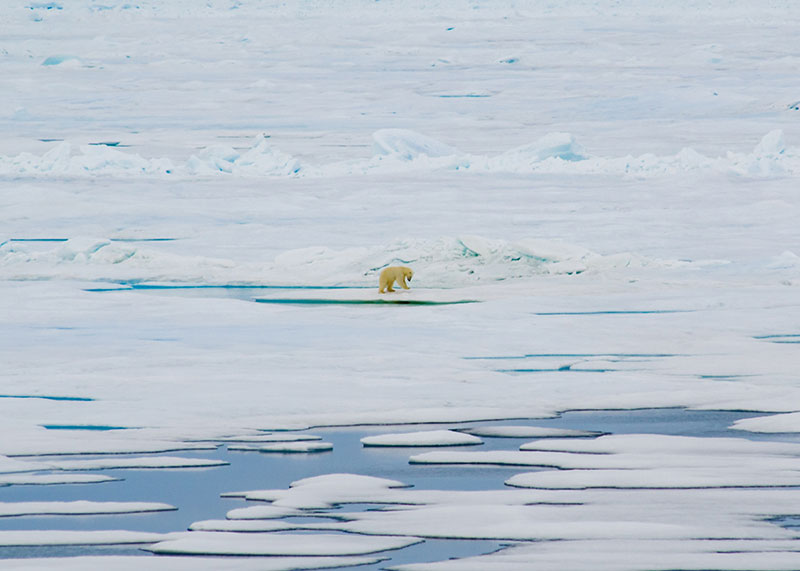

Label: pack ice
[2,0,800,569]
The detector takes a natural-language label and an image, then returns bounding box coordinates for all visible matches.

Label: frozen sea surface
[2,0,800,568]
[2,410,794,569]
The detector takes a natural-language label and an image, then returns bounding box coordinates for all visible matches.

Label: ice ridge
[0,130,795,179]
[0,235,707,285]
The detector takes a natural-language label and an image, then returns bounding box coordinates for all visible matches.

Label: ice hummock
[0,234,699,286]
[372,129,460,160]
[2,130,797,178]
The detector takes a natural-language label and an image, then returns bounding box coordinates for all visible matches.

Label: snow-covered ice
[0,473,117,486]
[0,530,171,546]
[0,556,384,571]
[389,539,800,571]
[2,0,800,568]
[225,474,410,510]
[40,456,229,471]
[410,434,800,474]
[361,430,483,447]
[0,501,175,518]
[146,532,422,556]
[227,441,333,453]
[459,426,601,438]
[224,505,303,521]
[213,433,323,443]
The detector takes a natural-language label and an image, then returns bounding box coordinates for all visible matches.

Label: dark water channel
[0,409,791,568]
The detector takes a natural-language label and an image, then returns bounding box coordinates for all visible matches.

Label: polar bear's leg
[385,278,396,292]
[399,277,409,290]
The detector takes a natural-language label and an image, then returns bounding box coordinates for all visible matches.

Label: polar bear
[379,266,414,293]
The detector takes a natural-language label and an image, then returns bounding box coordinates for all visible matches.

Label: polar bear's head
[403,267,414,281]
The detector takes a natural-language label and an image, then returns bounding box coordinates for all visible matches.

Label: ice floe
[42,456,228,471]
[145,532,422,556]
[225,474,410,510]
[224,505,303,521]
[732,412,800,433]
[0,500,175,517]
[460,426,601,438]
[210,472,800,553]
[505,467,800,489]
[410,434,800,474]
[189,519,305,532]
[0,456,51,475]
[389,539,800,571]
[213,433,323,443]
[229,441,333,453]
[0,530,171,546]
[0,433,216,457]
[0,473,117,486]
[361,430,483,447]
[0,556,383,571]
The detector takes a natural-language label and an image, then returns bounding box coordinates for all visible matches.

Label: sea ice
[361,430,483,447]
[225,505,302,520]
[226,474,410,509]
[732,412,800,433]
[146,532,422,556]
[0,500,175,517]
[3,1,800,567]
[213,433,322,443]
[41,456,229,471]
[41,55,80,67]
[505,467,800,489]
[0,473,117,486]
[372,129,460,161]
[460,426,600,438]
[0,431,216,457]
[0,530,171,546]
[2,129,798,178]
[488,132,588,168]
[229,441,333,453]
[410,444,800,472]
[0,556,384,571]
[517,433,800,455]
[189,519,305,532]
[388,539,800,571]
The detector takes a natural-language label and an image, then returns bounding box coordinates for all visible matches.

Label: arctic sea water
[0,407,786,569]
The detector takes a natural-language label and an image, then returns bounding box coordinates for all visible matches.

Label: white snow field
[1,0,799,568]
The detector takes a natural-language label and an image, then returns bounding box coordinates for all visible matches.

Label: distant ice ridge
[0,130,796,178]
[1,142,175,176]
[355,128,795,177]
[0,134,300,177]
[278,236,701,288]
[0,235,704,285]
[185,134,302,176]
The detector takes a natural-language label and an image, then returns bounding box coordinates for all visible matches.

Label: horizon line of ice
[0,130,794,179]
